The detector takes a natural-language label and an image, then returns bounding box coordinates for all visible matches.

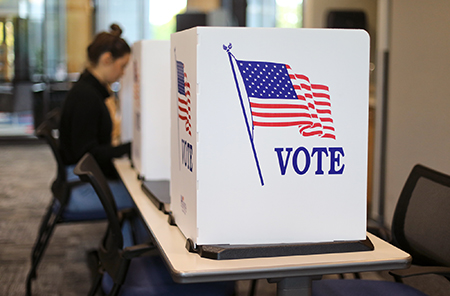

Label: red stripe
[299,123,321,133]
[297,95,306,101]
[312,84,329,91]
[254,121,311,127]
[286,64,291,69]
[250,102,309,110]
[314,101,331,107]
[308,103,315,109]
[178,97,191,105]
[321,133,336,139]
[320,117,334,123]
[316,109,331,115]
[295,74,310,82]
[289,74,295,79]
[323,126,335,131]
[293,84,301,90]
[301,84,311,91]
[178,98,188,105]
[252,112,311,118]
[302,130,323,137]
[178,106,189,114]
[313,92,330,99]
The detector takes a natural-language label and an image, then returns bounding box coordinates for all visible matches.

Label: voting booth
[132,40,171,181]
[119,56,134,143]
[170,27,370,249]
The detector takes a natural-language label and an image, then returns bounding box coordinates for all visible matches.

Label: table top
[115,158,411,284]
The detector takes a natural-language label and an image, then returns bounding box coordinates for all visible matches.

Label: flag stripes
[177,61,192,136]
[235,59,336,140]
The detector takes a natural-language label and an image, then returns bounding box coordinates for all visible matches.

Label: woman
[59,24,135,211]
[60,24,130,179]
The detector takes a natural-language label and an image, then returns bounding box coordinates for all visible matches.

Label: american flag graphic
[177,60,192,136]
[235,60,336,140]
[225,43,337,186]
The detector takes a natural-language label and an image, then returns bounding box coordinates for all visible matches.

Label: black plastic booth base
[185,237,374,260]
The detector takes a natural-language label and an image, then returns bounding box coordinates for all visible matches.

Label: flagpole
[225,44,264,186]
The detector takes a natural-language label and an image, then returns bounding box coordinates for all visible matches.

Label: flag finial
[223,43,232,52]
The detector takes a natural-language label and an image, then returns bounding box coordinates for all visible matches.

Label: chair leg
[248,279,258,296]
[108,283,122,296]
[26,214,59,296]
[26,201,63,296]
[88,272,104,296]
[29,204,54,270]
[25,272,34,296]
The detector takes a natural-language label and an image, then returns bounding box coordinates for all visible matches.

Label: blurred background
[0,0,377,138]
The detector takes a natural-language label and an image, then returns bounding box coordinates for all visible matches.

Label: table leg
[269,276,312,296]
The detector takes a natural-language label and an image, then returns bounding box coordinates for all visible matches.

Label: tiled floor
[0,143,448,296]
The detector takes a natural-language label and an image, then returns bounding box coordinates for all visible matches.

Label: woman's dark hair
[87,24,131,66]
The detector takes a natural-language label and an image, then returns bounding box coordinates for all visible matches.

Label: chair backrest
[391,164,450,268]
[73,153,124,250]
[35,108,67,195]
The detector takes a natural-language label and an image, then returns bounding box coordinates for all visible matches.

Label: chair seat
[122,215,151,246]
[101,255,235,296]
[54,165,136,221]
[312,279,428,296]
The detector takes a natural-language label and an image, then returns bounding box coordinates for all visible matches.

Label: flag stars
[237,61,298,99]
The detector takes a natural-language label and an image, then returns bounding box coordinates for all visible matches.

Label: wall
[303,0,377,64]
[384,0,450,225]
[304,0,377,28]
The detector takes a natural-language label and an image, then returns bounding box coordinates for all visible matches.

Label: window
[247,0,303,28]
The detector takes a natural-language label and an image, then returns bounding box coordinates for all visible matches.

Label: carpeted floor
[0,142,108,296]
[0,142,448,296]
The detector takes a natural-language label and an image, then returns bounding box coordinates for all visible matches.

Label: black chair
[26,111,135,296]
[312,164,450,296]
[74,153,235,296]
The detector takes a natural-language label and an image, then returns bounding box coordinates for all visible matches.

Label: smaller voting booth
[170,27,370,251]
[132,40,170,181]
[119,57,134,143]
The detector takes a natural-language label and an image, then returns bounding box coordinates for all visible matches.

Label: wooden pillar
[66,0,93,74]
